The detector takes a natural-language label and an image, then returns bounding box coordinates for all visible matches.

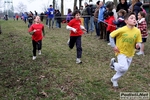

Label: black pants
[69,36,82,58]
[32,40,42,56]
[107,31,110,42]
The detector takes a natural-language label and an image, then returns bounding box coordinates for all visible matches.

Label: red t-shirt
[28,23,44,42]
[67,18,84,36]
[105,16,116,32]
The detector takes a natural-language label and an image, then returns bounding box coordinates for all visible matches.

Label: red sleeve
[28,24,34,32]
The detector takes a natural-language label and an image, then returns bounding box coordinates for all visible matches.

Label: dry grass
[0,19,150,100]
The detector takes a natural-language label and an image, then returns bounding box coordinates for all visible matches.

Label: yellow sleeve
[110,28,122,38]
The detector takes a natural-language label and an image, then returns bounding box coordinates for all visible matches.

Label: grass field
[0,19,150,100]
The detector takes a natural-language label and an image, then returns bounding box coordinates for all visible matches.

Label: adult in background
[129,0,142,19]
[55,9,61,28]
[40,12,44,22]
[89,2,96,33]
[116,0,129,13]
[94,1,100,37]
[98,1,106,39]
[35,10,38,16]
[47,5,55,29]
[82,2,91,33]
[27,13,34,28]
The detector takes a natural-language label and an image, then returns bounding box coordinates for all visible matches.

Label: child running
[66,10,86,64]
[109,12,142,88]
[28,16,45,60]
[136,11,148,55]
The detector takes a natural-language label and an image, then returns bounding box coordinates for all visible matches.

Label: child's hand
[113,46,120,53]
[33,29,36,32]
[135,43,140,49]
[82,28,87,32]
[72,28,77,33]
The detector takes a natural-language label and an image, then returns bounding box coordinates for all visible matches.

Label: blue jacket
[47,8,54,18]
[98,6,106,23]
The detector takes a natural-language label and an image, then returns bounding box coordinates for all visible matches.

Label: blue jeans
[94,21,100,36]
[48,18,54,28]
[84,17,90,33]
[89,16,95,32]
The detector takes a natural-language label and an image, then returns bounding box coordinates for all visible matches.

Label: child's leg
[69,36,76,49]
[76,36,82,58]
[32,40,37,56]
[37,40,42,50]
[112,54,132,82]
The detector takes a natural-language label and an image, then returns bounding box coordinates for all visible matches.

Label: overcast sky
[1,0,112,14]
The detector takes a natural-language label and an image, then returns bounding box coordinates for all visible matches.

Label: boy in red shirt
[28,16,45,60]
[66,10,86,64]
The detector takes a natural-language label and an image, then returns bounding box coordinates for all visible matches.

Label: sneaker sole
[76,61,82,64]
[110,58,115,69]
[111,78,118,88]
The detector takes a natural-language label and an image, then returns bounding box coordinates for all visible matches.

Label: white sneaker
[67,39,70,45]
[38,50,41,55]
[136,51,144,56]
[110,58,116,70]
[107,43,111,45]
[32,56,36,60]
[76,58,82,64]
[111,78,118,87]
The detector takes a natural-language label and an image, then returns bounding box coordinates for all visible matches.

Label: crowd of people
[10,0,149,88]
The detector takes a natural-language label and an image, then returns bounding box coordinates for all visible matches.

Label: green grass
[0,19,150,100]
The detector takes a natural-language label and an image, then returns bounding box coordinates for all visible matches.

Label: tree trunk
[61,0,64,15]
[73,0,77,11]
[53,0,55,10]
[79,0,82,7]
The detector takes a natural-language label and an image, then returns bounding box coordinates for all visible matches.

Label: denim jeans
[89,16,95,32]
[94,21,100,36]
[48,18,54,28]
[84,17,90,33]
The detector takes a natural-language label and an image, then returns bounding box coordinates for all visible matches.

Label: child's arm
[66,25,77,33]
[29,29,36,35]
[109,36,120,53]
[42,27,45,36]
[80,25,86,31]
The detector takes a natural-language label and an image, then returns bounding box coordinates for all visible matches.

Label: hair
[68,9,72,14]
[124,12,135,20]
[138,11,146,18]
[118,9,127,17]
[105,1,114,11]
[108,11,114,16]
[72,10,81,16]
[96,1,100,5]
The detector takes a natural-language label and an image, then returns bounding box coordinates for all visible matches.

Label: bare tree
[73,0,77,11]
[15,2,27,13]
[79,0,82,7]
[53,0,55,10]
[41,1,50,12]
[61,0,63,14]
